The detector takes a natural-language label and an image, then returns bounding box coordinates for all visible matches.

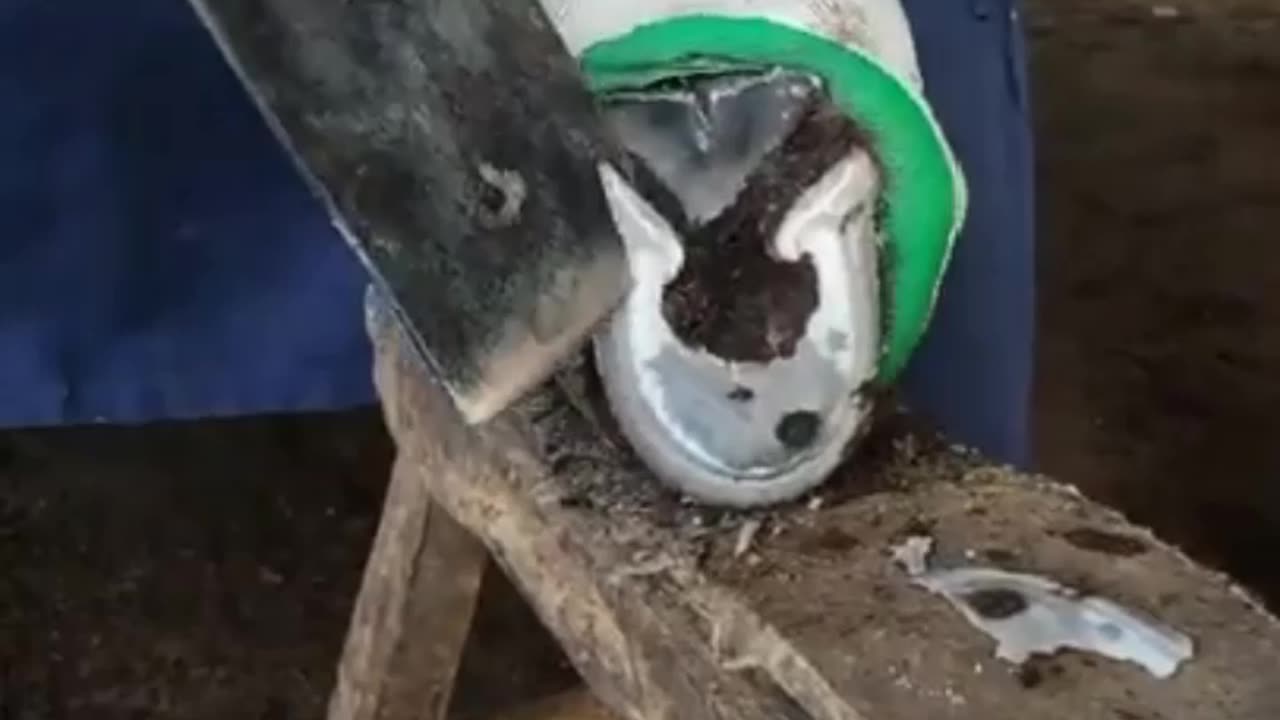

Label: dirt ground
[1028,0,1280,601]
[3,0,1280,717]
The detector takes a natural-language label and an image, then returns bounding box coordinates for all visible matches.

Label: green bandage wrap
[580,15,966,381]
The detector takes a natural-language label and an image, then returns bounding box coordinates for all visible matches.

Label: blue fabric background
[1,0,374,426]
[0,0,1034,465]
[900,0,1037,466]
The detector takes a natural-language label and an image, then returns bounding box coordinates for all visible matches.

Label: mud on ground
[3,1,1280,717]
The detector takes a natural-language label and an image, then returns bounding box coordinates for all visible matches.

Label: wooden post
[327,456,490,720]
[340,297,1280,720]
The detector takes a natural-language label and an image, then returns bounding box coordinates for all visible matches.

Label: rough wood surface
[328,451,490,720]
[368,299,1280,720]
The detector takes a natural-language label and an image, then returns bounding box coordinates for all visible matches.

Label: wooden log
[328,453,490,720]
[368,299,1280,720]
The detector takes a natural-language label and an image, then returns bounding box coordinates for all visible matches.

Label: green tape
[580,15,966,381]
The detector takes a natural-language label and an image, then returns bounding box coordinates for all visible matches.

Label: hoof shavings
[893,536,1195,679]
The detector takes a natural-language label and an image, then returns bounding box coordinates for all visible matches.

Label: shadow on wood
[474,689,617,720]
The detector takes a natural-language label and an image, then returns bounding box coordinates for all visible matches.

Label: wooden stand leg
[328,454,490,720]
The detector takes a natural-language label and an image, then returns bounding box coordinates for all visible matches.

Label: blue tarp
[0,0,1033,465]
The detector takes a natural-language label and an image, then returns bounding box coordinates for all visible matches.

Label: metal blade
[187,0,629,423]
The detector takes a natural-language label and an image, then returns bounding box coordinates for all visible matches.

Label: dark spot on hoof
[727,386,756,402]
[1098,622,1125,641]
[965,588,1029,620]
[775,411,821,449]
[1061,527,1149,557]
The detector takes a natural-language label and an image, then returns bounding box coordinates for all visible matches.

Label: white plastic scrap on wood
[893,536,1195,679]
